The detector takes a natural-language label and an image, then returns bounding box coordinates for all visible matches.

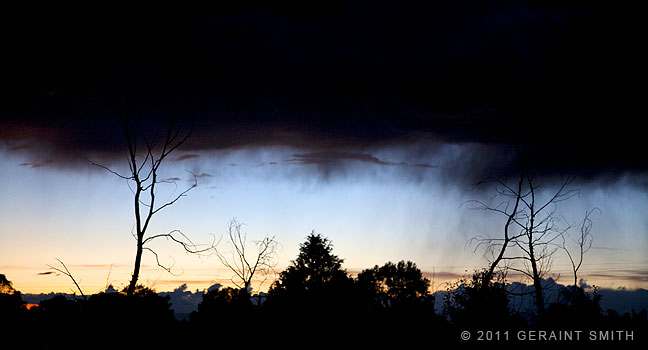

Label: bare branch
[143,247,182,276]
[143,229,217,255]
[104,264,114,292]
[85,158,131,180]
[47,259,85,299]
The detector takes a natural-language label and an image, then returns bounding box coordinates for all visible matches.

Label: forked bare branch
[47,259,85,299]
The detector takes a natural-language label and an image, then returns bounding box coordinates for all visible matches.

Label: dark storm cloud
[0,2,644,185]
[285,151,436,168]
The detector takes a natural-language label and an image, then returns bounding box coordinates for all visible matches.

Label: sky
[1,2,646,294]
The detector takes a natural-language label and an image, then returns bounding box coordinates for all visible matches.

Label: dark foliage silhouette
[189,286,253,325]
[2,281,179,348]
[443,269,519,328]
[196,286,251,312]
[266,232,354,314]
[0,274,23,316]
[0,290,23,316]
[0,273,17,294]
[543,285,603,327]
[85,285,176,330]
[354,261,443,345]
[356,260,432,311]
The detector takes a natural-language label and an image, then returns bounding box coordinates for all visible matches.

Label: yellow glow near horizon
[4,262,647,295]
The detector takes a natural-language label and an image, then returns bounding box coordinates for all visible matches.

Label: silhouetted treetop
[544,285,602,327]
[192,286,252,322]
[120,284,158,298]
[268,232,353,310]
[0,274,23,316]
[0,274,17,294]
[199,287,250,309]
[290,232,344,283]
[357,260,430,309]
[443,269,513,327]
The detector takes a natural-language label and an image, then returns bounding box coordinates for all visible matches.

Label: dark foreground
[1,288,646,349]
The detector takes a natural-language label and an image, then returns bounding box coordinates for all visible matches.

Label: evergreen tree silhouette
[267,232,353,314]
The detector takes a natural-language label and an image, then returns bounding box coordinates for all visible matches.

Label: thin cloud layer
[175,154,200,161]
[285,151,436,168]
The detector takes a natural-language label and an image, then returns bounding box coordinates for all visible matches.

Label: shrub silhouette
[189,286,253,327]
[13,284,176,347]
[443,269,517,328]
[543,285,603,327]
[92,284,175,325]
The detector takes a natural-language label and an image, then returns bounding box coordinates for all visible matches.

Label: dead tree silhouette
[90,106,214,296]
[214,219,278,296]
[467,155,586,317]
[558,207,600,298]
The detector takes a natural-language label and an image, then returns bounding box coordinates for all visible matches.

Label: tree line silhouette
[1,232,646,347]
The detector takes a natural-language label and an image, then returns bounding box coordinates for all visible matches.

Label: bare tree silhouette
[471,164,525,292]
[559,208,600,289]
[467,156,582,317]
[215,219,278,295]
[90,107,214,296]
